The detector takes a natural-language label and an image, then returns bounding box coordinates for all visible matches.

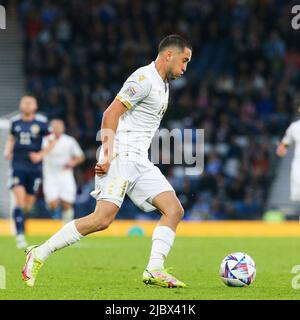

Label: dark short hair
[21,94,37,100]
[158,34,192,53]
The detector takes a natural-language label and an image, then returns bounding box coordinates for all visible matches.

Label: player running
[22,35,192,288]
[42,119,85,224]
[4,95,52,248]
[276,113,300,203]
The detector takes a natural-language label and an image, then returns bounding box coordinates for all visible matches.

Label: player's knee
[98,221,111,231]
[164,204,184,221]
[24,206,32,214]
[26,201,35,212]
[48,200,59,211]
[171,204,185,220]
[15,198,26,210]
[90,215,113,232]
[94,219,112,232]
[62,203,72,211]
[177,205,185,220]
[48,203,56,211]
[16,203,26,211]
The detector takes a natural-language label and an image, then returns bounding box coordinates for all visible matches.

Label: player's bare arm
[4,134,15,160]
[95,98,128,176]
[29,137,57,164]
[276,142,288,157]
[65,154,85,169]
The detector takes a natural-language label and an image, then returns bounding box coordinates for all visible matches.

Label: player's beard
[166,70,177,81]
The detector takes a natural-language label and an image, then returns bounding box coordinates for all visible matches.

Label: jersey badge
[138,75,145,82]
[30,124,40,135]
[124,86,137,98]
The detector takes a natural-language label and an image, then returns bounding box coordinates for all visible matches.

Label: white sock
[146,226,175,271]
[35,220,82,261]
[62,208,74,225]
[16,234,26,242]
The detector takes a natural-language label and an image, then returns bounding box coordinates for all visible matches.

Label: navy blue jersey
[10,114,50,171]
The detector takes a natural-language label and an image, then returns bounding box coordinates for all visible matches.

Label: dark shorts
[10,169,42,195]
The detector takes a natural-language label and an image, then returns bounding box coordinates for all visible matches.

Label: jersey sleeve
[71,138,84,157]
[42,136,49,148]
[42,121,52,136]
[116,73,152,109]
[282,123,294,146]
[9,120,15,136]
[35,114,51,136]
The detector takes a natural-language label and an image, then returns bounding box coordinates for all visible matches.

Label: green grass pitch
[0,236,299,300]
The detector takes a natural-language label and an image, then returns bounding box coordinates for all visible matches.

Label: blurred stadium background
[1,0,300,227]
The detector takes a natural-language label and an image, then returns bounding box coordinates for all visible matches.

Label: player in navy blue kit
[4,96,53,248]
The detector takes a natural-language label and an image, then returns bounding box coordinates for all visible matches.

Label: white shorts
[43,172,77,204]
[291,171,300,202]
[90,154,174,212]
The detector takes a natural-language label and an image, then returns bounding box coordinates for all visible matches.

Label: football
[219,252,256,287]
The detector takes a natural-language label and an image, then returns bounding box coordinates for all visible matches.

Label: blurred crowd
[18,0,300,220]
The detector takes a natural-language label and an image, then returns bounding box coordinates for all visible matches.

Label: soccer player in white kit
[276,115,300,202]
[42,119,85,224]
[22,35,192,288]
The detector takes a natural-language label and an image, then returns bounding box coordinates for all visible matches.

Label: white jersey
[43,134,84,176]
[114,61,169,158]
[92,62,175,212]
[282,119,300,159]
[282,119,300,201]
